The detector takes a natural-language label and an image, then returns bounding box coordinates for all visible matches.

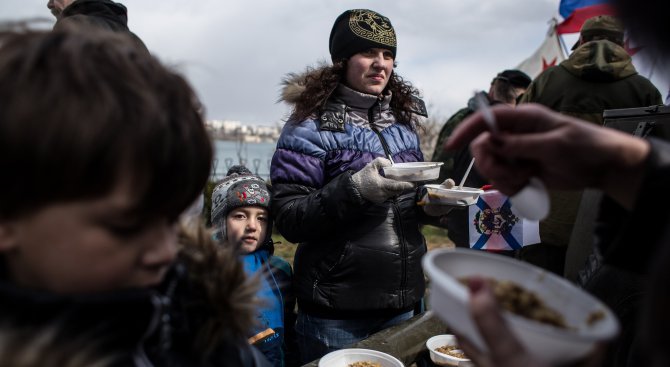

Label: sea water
[212,140,276,180]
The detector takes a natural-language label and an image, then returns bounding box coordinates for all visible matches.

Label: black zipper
[392,203,407,306]
[369,96,408,306]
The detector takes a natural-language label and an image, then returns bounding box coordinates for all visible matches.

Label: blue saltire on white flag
[468,190,541,251]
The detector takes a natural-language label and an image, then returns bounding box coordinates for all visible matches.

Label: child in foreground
[0,25,269,366]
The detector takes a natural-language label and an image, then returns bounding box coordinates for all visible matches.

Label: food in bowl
[348,362,382,367]
[460,276,568,329]
[318,348,404,367]
[422,249,620,365]
[435,345,467,359]
[426,334,473,367]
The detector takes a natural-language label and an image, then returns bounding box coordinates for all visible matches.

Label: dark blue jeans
[295,309,414,364]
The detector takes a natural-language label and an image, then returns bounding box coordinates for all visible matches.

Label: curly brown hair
[287,59,424,127]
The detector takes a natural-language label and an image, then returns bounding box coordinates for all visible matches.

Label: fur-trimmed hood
[0,222,261,366]
[279,63,427,131]
[279,63,330,107]
[177,221,260,353]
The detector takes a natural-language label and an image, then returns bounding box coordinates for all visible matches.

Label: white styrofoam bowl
[426,334,473,366]
[318,348,404,367]
[382,162,443,182]
[422,185,484,206]
[422,248,619,366]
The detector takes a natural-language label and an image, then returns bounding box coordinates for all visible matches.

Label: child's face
[225,207,268,254]
[0,177,178,294]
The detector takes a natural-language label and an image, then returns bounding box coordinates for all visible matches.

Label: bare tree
[417,105,446,161]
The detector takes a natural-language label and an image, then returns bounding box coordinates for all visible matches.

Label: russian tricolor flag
[557,0,615,34]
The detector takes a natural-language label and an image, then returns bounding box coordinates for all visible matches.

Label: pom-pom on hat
[329,9,397,62]
[211,165,271,242]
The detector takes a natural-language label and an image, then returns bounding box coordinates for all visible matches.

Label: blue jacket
[242,249,294,367]
[271,84,428,318]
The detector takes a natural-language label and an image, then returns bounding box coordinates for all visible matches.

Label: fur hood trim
[178,221,259,354]
[279,62,331,106]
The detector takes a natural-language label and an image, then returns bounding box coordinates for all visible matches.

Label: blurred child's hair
[0,24,212,222]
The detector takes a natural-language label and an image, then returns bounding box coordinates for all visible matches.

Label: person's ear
[0,222,19,252]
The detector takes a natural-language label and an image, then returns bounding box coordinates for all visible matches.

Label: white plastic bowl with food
[421,184,483,206]
[422,248,620,366]
[382,162,443,182]
[426,334,473,366]
[318,348,404,367]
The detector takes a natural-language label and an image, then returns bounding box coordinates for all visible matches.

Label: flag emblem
[469,190,541,251]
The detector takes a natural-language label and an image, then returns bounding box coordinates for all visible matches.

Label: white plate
[318,348,404,367]
[422,185,483,206]
[382,162,443,182]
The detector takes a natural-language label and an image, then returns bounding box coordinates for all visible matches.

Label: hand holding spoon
[474,93,550,220]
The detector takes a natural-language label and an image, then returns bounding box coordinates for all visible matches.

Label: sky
[4,0,574,125]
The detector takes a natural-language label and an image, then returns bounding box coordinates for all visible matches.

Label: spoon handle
[458,157,475,189]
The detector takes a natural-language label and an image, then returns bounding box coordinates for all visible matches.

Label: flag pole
[552,18,569,58]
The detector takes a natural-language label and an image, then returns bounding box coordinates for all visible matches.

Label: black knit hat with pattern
[329,9,397,62]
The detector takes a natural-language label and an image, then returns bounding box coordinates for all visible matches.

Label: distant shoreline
[213,136,277,144]
[212,140,275,180]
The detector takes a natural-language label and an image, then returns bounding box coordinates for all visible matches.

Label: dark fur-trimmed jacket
[0,226,270,367]
[271,72,429,318]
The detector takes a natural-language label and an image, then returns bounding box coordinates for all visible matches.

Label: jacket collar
[333,84,392,111]
[318,84,392,132]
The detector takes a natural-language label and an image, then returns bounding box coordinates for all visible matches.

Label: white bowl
[422,249,619,366]
[421,185,483,206]
[382,162,443,182]
[426,334,473,366]
[318,348,404,367]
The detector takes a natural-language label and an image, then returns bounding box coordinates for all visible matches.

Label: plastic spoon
[474,93,550,220]
[458,157,475,190]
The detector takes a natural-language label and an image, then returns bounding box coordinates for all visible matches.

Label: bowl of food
[426,334,473,366]
[382,162,443,182]
[422,248,619,366]
[318,348,404,367]
[420,184,484,206]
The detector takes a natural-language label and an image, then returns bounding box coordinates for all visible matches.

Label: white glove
[352,157,414,204]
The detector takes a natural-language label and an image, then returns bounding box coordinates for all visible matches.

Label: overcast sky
[4,0,574,125]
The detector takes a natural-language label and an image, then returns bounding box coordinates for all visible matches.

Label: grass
[272,225,454,266]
